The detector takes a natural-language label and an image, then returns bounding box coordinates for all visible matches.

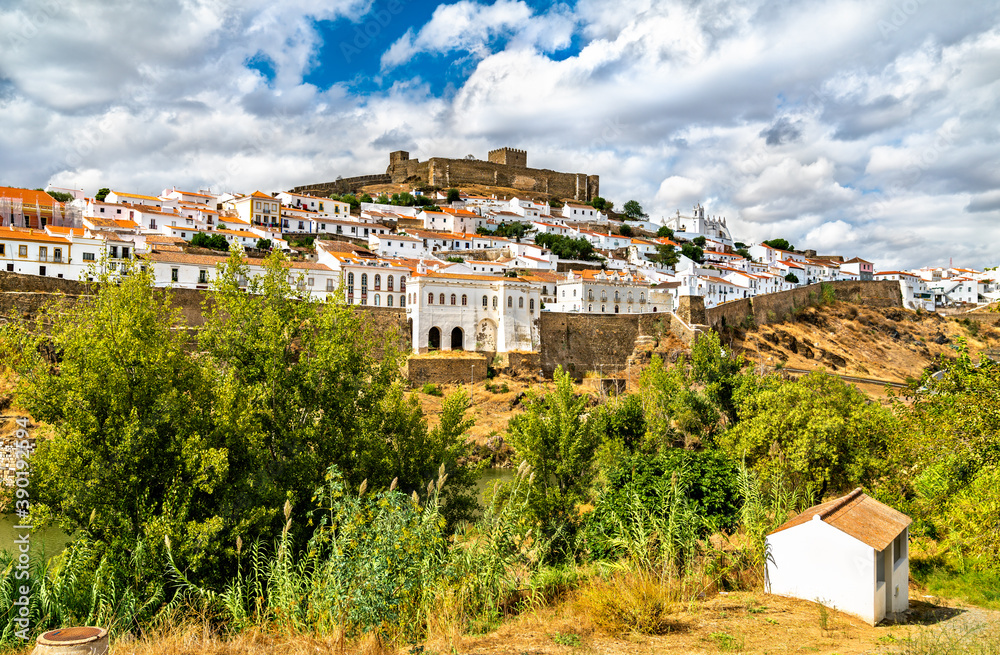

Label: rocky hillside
[726,302,1000,384]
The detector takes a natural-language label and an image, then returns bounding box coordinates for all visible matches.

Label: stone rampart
[406,353,488,385]
[538,312,640,378]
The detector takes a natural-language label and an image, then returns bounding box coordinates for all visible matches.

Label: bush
[578,570,678,635]
[421,383,443,396]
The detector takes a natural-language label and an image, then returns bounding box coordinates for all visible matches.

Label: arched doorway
[451,327,464,350]
[428,326,441,350]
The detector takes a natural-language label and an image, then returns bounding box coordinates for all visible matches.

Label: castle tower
[488,147,527,167]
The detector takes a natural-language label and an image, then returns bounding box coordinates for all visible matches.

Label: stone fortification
[293,148,599,201]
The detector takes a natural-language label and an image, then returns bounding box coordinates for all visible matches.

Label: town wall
[405,353,489,385]
[495,351,542,377]
[538,312,640,378]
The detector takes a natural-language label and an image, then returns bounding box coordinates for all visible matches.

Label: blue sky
[0,0,998,269]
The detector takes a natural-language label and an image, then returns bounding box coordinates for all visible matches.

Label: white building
[560,201,606,222]
[767,488,910,626]
[550,269,656,314]
[661,203,733,245]
[874,271,935,311]
[407,271,540,353]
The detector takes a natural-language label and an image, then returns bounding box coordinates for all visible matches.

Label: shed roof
[769,488,910,551]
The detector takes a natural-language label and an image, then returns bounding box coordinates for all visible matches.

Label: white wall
[766,517,878,625]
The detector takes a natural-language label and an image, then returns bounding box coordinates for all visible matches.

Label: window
[374,294,380,306]
[198,270,208,284]
[493,296,498,308]
[893,531,906,564]
[588,289,594,301]
[53,248,62,262]
[507,296,512,308]
[122,247,129,259]
[374,274,381,290]
[117,208,122,214]
[0,245,4,255]
[387,275,394,292]
[347,272,354,296]
[100,207,105,213]
[18,245,27,257]
[529,298,535,311]
[361,273,368,295]
[588,304,592,312]
[482,296,488,308]
[450,294,456,305]
[39,266,46,276]
[400,295,405,308]
[326,279,334,291]
[110,246,118,258]
[518,297,524,308]
[38,247,47,261]
[171,268,179,282]
[615,290,620,302]
[386,294,393,307]
[307,277,314,287]
[428,293,434,304]
[5,264,12,272]
[439,293,445,305]
[461,294,467,306]
[83,252,95,261]
[400,277,406,291]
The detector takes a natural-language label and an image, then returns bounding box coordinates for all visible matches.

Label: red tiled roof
[769,488,910,551]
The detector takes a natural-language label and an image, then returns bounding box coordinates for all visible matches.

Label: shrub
[421,383,443,396]
[578,570,677,635]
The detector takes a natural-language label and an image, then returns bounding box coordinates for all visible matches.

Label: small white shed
[766,488,911,625]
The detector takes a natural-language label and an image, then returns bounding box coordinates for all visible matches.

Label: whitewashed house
[407,271,541,353]
[767,488,910,626]
[874,271,935,311]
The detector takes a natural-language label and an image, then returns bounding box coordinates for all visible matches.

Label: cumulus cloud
[0,0,998,269]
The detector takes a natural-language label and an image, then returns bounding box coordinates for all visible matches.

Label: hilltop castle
[292,148,599,202]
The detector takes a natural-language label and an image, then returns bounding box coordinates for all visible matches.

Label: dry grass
[576,570,682,636]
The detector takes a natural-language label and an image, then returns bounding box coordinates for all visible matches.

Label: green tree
[44,190,73,203]
[255,238,272,250]
[689,330,749,426]
[95,188,110,202]
[763,238,794,251]
[784,272,799,283]
[720,370,895,496]
[340,194,360,210]
[376,194,390,204]
[622,200,647,220]
[618,223,633,237]
[640,354,722,450]
[491,221,530,241]
[656,226,674,239]
[680,243,704,263]
[4,261,225,577]
[649,243,679,267]
[446,188,461,203]
[506,367,599,559]
[692,236,707,248]
[359,193,373,203]
[534,233,600,261]
[590,196,608,211]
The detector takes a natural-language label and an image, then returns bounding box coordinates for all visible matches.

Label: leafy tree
[45,190,73,203]
[376,194,390,204]
[445,256,464,263]
[692,236,707,248]
[534,233,600,261]
[3,261,223,578]
[720,370,896,497]
[622,200,647,220]
[590,196,608,211]
[656,226,674,239]
[680,243,704,264]
[784,272,799,283]
[734,242,747,249]
[618,223,633,237]
[255,238,272,250]
[340,194,360,210]
[190,233,230,251]
[763,238,794,251]
[736,248,752,260]
[640,354,722,450]
[446,188,461,203]
[359,193,373,203]
[95,188,110,202]
[490,221,530,241]
[594,393,646,453]
[390,192,416,207]
[506,367,599,559]
[649,243,679,267]
[689,330,749,426]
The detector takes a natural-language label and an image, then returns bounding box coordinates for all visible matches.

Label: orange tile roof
[250,191,273,199]
[0,187,59,206]
[415,271,518,283]
[0,226,71,244]
[112,191,161,202]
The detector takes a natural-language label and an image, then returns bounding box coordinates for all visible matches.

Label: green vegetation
[446,188,461,203]
[255,238,272,250]
[650,242,679,267]
[190,232,229,250]
[358,192,373,203]
[622,199,647,220]
[41,189,73,203]
[590,196,611,211]
[480,220,530,240]
[95,187,110,201]
[618,223,633,237]
[656,225,674,239]
[328,193,359,210]
[680,242,704,264]
[762,238,794,251]
[2,272,999,651]
[534,232,601,261]
[784,272,799,283]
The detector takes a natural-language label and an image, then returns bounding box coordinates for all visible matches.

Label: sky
[0,0,998,270]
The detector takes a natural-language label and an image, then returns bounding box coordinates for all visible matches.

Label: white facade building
[767,488,910,626]
[407,272,541,353]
